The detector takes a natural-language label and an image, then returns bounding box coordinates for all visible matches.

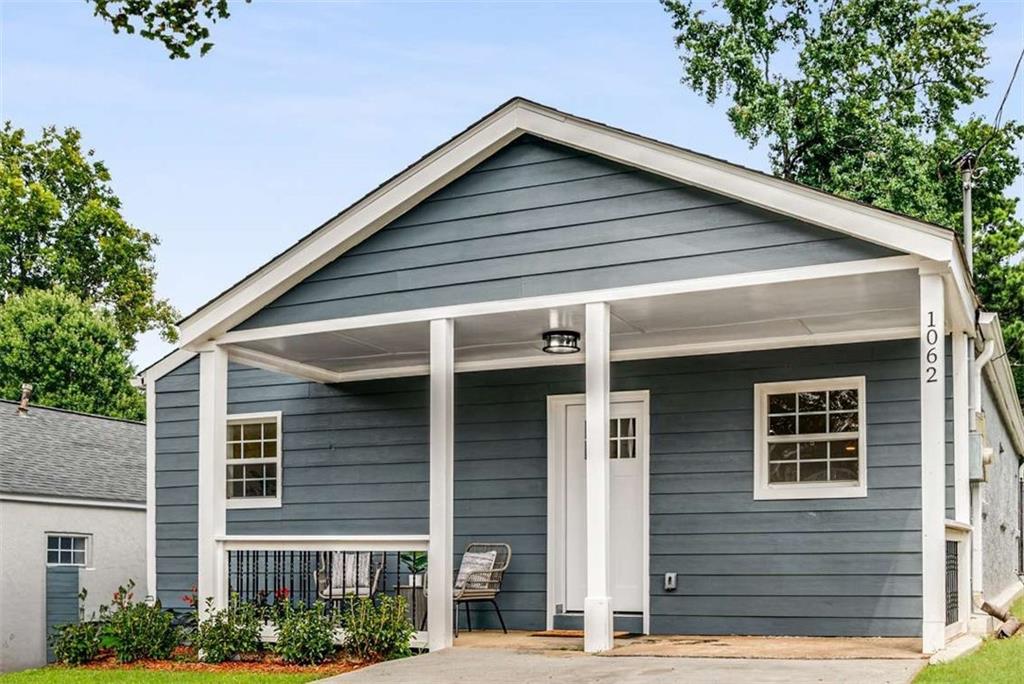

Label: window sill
[226,498,282,510]
[753,482,867,500]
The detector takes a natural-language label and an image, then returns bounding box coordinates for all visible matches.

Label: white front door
[560,396,647,614]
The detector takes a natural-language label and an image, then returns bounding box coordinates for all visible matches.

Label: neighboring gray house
[0,399,146,672]
[142,98,1024,656]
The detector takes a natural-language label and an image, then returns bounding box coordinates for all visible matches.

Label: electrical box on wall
[664,572,677,591]
[970,412,995,482]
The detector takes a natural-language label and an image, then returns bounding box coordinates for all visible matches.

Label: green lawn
[915,597,1024,683]
[0,669,324,683]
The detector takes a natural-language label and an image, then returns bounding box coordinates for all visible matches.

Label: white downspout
[970,337,995,616]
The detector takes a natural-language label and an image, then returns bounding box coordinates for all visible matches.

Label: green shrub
[99,580,179,663]
[193,596,262,663]
[50,621,101,665]
[273,601,338,665]
[342,595,413,661]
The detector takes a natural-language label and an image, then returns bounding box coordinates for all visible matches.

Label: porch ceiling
[232,269,920,378]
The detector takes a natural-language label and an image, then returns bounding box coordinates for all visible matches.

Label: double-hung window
[225,412,282,509]
[47,534,88,566]
[753,376,867,500]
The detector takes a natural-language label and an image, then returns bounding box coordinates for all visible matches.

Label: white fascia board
[978,313,1024,456]
[139,348,198,384]
[0,493,146,510]
[179,99,960,351]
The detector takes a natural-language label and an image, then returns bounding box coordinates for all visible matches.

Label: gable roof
[0,401,145,505]
[170,97,970,352]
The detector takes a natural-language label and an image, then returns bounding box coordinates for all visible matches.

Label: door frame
[545,390,650,634]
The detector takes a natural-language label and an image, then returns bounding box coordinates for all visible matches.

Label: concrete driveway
[319,648,926,683]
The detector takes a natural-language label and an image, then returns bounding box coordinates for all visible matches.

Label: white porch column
[584,302,613,653]
[920,270,946,653]
[427,319,455,652]
[197,346,229,611]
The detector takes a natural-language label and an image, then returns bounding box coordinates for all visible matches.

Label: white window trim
[225,411,283,510]
[753,376,868,500]
[46,533,92,568]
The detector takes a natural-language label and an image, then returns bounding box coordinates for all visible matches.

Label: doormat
[530,630,634,638]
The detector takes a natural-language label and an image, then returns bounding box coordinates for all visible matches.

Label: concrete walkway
[319,648,926,683]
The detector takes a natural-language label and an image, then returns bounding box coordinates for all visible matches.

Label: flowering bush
[193,595,262,663]
[98,579,179,663]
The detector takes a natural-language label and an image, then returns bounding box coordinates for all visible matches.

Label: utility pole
[955,150,976,274]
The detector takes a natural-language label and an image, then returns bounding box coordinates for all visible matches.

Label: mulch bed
[81,646,371,676]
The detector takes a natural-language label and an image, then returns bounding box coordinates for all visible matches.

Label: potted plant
[400,551,427,587]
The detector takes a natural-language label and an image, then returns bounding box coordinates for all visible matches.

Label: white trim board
[174,98,968,349]
[0,494,146,510]
[227,325,920,386]
[212,255,924,346]
[546,390,651,635]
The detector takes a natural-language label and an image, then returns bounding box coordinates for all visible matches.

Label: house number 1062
[924,310,939,383]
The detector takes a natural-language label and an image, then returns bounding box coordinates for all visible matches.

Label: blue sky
[1,0,1022,369]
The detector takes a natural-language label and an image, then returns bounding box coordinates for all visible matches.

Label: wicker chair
[314,551,383,603]
[451,543,511,636]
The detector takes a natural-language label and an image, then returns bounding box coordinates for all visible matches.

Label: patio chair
[451,542,511,636]
[314,551,383,603]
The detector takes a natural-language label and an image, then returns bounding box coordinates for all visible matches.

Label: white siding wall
[0,501,145,673]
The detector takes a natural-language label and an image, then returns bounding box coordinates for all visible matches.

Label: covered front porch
[186,254,968,654]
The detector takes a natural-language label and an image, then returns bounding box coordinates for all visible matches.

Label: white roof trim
[0,493,146,510]
[139,347,197,383]
[978,312,1024,456]
[175,97,966,350]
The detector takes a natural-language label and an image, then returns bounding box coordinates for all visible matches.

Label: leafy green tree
[662,0,1024,390]
[87,0,248,59]
[0,288,144,420]
[0,123,177,350]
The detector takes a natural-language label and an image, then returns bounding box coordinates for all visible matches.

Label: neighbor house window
[753,377,867,500]
[47,535,88,566]
[225,412,282,509]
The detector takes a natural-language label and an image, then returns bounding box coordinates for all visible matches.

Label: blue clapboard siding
[235,136,898,330]
[46,567,79,663]
[154,357,200,608]
[155,338,927,637]
[225,365,429,535]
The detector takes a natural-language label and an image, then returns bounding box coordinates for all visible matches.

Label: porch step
[552,612,643,634]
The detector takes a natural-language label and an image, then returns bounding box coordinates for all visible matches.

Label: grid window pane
[798,413,826,434]
[768,443,798,461]
[226,413,278,499]
[800,460,828,482]
[768,415,796,435]
[764,383,862,486]
[768,393,795,414]
[226,418,280,499]
[608,418,638,460]
[47,536,86,566]
[769,462,798,483]
[798,392,827,412]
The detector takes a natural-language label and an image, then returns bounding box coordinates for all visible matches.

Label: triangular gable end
[177,98,959,347]
[234,135,900,330]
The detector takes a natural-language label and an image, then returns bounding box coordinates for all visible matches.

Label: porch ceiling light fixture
[542,329,581,354]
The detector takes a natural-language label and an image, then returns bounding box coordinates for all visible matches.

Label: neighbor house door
[551,392,648,617]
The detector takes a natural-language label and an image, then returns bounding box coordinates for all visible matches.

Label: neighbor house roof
[0,401,145,505]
